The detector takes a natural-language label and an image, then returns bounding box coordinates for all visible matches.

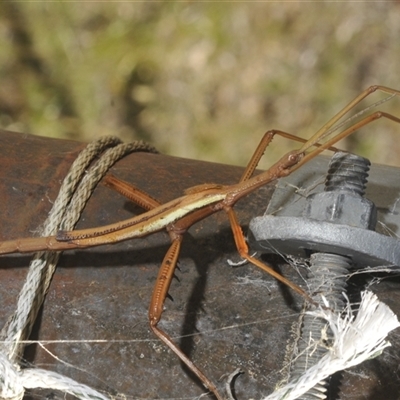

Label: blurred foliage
[0,2,400,168]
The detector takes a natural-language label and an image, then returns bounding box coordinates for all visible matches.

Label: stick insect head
[278,150,305,176]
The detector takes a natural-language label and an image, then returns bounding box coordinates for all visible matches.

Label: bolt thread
[289,253,351,400]
[287,152,371,398]
[325,152,370,196]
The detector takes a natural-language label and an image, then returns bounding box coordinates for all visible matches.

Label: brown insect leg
[103,174,162,210]
[224,206,315,305]
[240,130,341,183]
[299,85,400,153]
[295,111,400,173]
[149,236,224,400]
[104,175,223,396]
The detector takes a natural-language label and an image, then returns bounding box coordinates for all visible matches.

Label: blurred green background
[0,2,399,168]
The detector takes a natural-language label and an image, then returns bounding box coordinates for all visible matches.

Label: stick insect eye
[286,151,302,168]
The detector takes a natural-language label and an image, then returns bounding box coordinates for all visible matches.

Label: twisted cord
[0,353,110,400]
[0,136,158,400]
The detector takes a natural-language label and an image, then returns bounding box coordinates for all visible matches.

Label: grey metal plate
[263,155,400,237]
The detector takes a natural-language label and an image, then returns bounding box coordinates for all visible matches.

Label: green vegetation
[1,2,399,167]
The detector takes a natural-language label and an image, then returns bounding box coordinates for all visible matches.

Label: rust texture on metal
[1,130,400,399]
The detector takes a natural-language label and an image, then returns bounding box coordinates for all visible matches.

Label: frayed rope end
[263,290,400,400]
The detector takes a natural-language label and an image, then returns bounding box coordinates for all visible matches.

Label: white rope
[0,352,109,400]
[263,291,400,400]
[0,137,157,400]
[22,369,109,400]
[0,354,24,400]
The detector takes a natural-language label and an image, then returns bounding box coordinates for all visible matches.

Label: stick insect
[1,85,400,399]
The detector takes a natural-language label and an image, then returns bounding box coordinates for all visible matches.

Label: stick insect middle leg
[103,174,223,398]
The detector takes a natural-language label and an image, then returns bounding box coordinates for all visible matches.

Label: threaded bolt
[325,152,370,196]
[289,253,350,399]
[289,152,372,399]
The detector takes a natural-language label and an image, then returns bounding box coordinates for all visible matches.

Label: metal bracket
[249,155,400,268]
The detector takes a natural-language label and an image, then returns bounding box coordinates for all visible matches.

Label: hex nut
[303,191,377,230]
